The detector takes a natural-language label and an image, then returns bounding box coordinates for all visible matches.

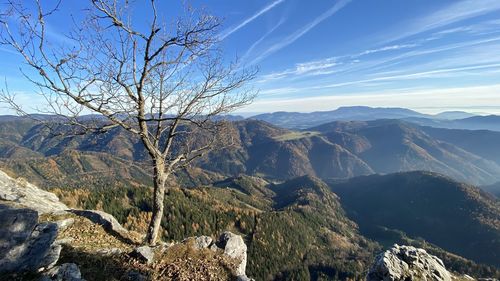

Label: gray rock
[69,209,130,242]
[195,235,213,249]
[216,231,247,277]
[367,244,452,281]
[0,191,19,201]
[0,170,68,214]
[0,206,60,273]
[131,246,155,265]
[55,218,75,232]
[96,247,123,256]
[41,263,84,281]
[54,238,74,246]
[0,206,39,257]
[39,243,62,271]
[183,235,213,249]
[209,243,221,252]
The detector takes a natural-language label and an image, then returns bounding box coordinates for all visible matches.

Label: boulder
[367,244,452,281]
[0,170,68,214]
[216,231,248,277]
[178,232,252,279]
[0,205,60,273]
[209,243,221,252]
[131,246,155,265]
[55,218,75,232]
[183,235,213,249]
[194,235,213,249]
[40,263,84,281]
[96,247,123,256]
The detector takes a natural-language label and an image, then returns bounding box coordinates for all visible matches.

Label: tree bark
[146,160,167,246]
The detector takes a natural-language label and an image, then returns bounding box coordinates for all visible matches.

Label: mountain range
[2,116,500,187]
[248,106,500,131]
[1,112,500,278]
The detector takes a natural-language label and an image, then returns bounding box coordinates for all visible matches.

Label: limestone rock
[367,244,452,281]
[54,237,74,246]
[69,209,130,242]
[0,206,60,273]
[183,235,213,249]
[96,247,123,256]
[209,243,221,252]
[216,231,247,277]
[55,218,75,232]
[131,246,155,265]
[40,263,84,281]
[194,235,213,249]
[0,170,68,214]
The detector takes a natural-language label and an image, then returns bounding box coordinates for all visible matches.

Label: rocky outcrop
[367,244,452,281]
[0,170,68,214]
[0,205,61,274]
[40,263,85,281]
[0,171,84,278]
[69,210,131,242]
[131,246,155,265]
[193,235,213,249]
[0,169,256,280]
[0,169,131,242]
[216,232,248,277]
[183,232,252,280]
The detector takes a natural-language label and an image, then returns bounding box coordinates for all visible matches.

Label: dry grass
[40,212,238,281]
[143,241,238,281]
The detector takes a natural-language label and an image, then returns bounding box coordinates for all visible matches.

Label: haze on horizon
[1,0,500,115]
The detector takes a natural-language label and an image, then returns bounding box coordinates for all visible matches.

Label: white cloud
[258,57,339,82]
[355,35,500,74]
[295,58,337,74]
[316,63,500,89]
[249,0,352,65]
[385,0,500,42]
[241,18,286,63]
[357,44,418,56]
[219,0,286,40]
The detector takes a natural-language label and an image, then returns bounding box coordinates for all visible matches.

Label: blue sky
[1,0,500,114]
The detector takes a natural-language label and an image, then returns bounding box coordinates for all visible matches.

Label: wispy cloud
[218,0,286,40]
[256,43,418,82]
[428,19,500,40]
[357,44,418,56]
[256,61,500,100]
[241,18,286,63]
[385,0,500,42]
[315,63,500,89]
[258,57,339,82]
[249,0,352,65]
[365,35,500,73]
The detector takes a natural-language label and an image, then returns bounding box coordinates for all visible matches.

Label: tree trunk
[146,160,167,246]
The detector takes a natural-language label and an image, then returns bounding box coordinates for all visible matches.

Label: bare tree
[0,0,256,245]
